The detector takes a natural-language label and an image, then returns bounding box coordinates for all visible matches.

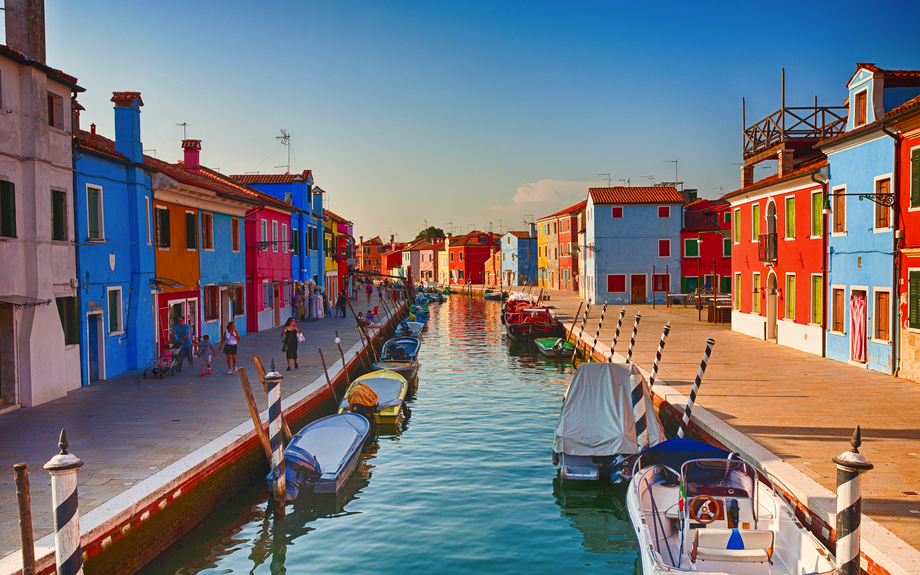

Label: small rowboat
[535,337,575,357]
[266,412,369,499]
[372,337,421,381]
[339,370,410,428]
[484,290,504,301]
[396,320,425,337]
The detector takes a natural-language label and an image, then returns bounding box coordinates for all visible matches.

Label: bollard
[630,365,650,451]
[648,322,671,386]
[677,338,715,439]
[589,303,608,361]
[265,360,286,516]
[14,463,35,575]
[833,427,873,575]
[608,308,626,362]
[626,313,641,364]
[44,429,84,575]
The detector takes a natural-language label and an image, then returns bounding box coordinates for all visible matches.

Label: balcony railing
[758,233,777,263]
[743,106,847,160]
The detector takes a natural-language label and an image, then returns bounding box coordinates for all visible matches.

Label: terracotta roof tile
[886,94,920,118]
[74,129,130,162]
[722,157,827,200]
[0,43,82,90]
[683,211,719,232]
[589,186,684,204]
[230,170,313,185]
[323,209,350,224]
[504,231,533,240]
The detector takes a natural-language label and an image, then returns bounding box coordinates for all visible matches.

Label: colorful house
[536,219,548,287]
[556,200,586,292]
[357,236,385,274]
[500,229,537,286]
[420,241,444,284]
[438,237,451,285]
[680,199,732,294]
[73,93,156,386]
[401,238,430,282]
[817,64,920,374]
[323,212,338,294]
[585,187,684,304]
[382,244,405,277]
[448,231,498,284]
[325,209,354,296]
[484,250,501,285]
[536,213,558,288]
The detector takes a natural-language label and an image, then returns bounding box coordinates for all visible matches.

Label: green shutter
[734,209,740,243]
[912,149,920,209]
[108,290,119,333]
[812,275,823,324]
[87,189,100,239]
[786,275,796,319]
[752,205,760,239]
[734,274,741,309]
[723,238,731,256]
[685,239,699,257]
[785,197,795,238]
[186,212,197,249]
[910,271,920,329]
[811,192,823,236]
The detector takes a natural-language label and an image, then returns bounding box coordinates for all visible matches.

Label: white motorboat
[627,438,835,574]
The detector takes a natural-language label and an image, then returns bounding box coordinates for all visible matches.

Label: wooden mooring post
[13,463,35,575]
[237,367,272,462]
[317,348,339,404]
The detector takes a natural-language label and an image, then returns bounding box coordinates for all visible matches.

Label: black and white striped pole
[575,302,592,348]
[833,427,873,575]
[625,313,641,364]
[677,338,715,439]
[630,368,650,451]
[608,308,626,362]
[265,360,287,516]
[648,322,671,387]
[589,303,608,361]
[43,429,84,575]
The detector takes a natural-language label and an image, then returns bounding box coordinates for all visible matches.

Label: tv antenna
[275,129,291,172]
[619,178,630,187]
[642,175,655,184]
[598,173,611,187]
[176,123,190,139]
[664,159,678,181]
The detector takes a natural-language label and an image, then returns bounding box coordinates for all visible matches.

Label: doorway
[766,273,778,340]
[0,305,16,406]
[273,282,281,326]
[630,275,647,303]
[850,290,867,363]
[220,288,230,331]
[87,312,104,381]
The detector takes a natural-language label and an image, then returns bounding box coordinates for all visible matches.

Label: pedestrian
[218,321,241,374]
[199,335,215,376]
[336,290,347,318]
[281,317,302,370]
[172,316,193,371]
[366,282,373,301]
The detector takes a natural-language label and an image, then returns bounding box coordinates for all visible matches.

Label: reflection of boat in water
[552,476,638,558]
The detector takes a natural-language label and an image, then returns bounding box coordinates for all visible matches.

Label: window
[611,206,623,219]
[155,207,170,248]
[909,271,920,330]
[51,190,66,241]
[47,93,63,129]
[450,252,455,262]
[733,208,740,243]
[201,213,213,250]
[281,224,288,253]
[833,288,846,333]
[658,239,670,258]
[87,186,103,240]
[0,180,15,238]
[855,91,867,127]
[460,252,464,262]
[723,212,731,224]
[658,206,670,218]
[723,237,731,257]
[734,273,741,310]
[874,290,890,341]
[284,282,292,306]
[231,218,240,252]
[721,276,731,295]
[56,296,79,345]
[875,178,891,229]
[751,204,760,240]
[784,196,795,238]
[652,274,669,292]
[272,221,279,252]
[811,191,823,236]
[145,196,152,244]
[185,211,198,250]
[833,188,846,233]
[459,270,464,280]
[785,274,795,320]
[752,273,760,314]
[263,281,273,310]
[107,287,123,334]
[607,274,626,293]
[233,285,245,317]
[911,148,920,209]
[291,228,299,255]
[684,238,699,258]
[204,286,219,321]
[261,219,268,244]
[811,275,823,324]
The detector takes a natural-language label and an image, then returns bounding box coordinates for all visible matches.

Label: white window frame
[86,184,105,241]
[871,286,892,344]
[910,145,920,213]
[652,272,670,293]
[784,273,796,321]
[658,205,670,218]
[106,286,124,336]
[752,272,761,314]
[272,221,279,252]
[784,195,795,240]
[261,219,268,243]
[831,185,847,236]
[684,238,700,258]
[751,203,760,243]
[262,280,272,310]
[722,237,731,258]
[611,206,624,219]
[853,88,869,127]
[908,268,920,334]
[606,273,627,294]
[155,206,169,251]
[830,284,847,335]
[145,195,151,245]
[734,272,741,310]
[281,223,288,253]
[733,208,741,244]
[204,284,219,323]
[873,173,894,232]
[657,239,671,259]
[809,191,823,239]
[185,210,197,252]
[809,273,824,326]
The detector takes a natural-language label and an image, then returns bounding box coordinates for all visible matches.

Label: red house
[381,243,405,277]
[680,199,732,294]
[556,200,586,292]
[448,231,498,284]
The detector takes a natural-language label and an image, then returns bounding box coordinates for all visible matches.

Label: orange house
[151,196,202,348]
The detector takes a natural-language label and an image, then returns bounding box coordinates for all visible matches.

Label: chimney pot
[182,139,201,170]
[90,123,96,135]
[112,91,144,163]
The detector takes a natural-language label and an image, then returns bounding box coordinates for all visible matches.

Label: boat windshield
[681,459,757,500]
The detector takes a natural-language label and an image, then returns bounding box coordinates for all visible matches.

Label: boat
[371,337,420,381]
[396,320,425,337]
[535,337,575,358]
[409,303,429,314]
[552,362,664,483]
[339,370,410,428]
[266,412,370,499]
[484,289,504,301]
[504,304,563,341]
[627,438,835,574]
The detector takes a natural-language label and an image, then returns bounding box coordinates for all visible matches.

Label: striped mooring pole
[589,304,608,361]
[833,426,873,575]
[677,338,715,439]
[575,302,592,346]
[630,366,650,451]
[625,313,642,364]
[608,308,626,362]
[43,429,84,575]
[648,322,671,386]
[265,360,287,516]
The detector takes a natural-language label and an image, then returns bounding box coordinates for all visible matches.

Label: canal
[139,296,640,574]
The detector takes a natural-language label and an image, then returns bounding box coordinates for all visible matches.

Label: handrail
[643,473,677,567]
[743,106,848,159]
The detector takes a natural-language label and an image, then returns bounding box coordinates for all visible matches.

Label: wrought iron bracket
[836,193,895,208]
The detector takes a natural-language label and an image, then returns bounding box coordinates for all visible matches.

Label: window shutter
[186,212,198,249]
[159,209,171,247]
[811,193,822,236]
[912,149,920,209]
[0,181,15,237]
[108,290,119,332]
[785,197,795,238]
[812,275,823,324]
[910,271,920,330]
[87,189,100,239]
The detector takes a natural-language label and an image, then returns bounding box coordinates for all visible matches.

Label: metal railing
[758,233,777,263]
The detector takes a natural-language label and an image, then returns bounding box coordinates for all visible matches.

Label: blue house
[585,186,685,304]
[73,92,156,384]
[818,63,920,374]
[500,229,537,286]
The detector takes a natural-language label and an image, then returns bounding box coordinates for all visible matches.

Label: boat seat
[691,528,774,563]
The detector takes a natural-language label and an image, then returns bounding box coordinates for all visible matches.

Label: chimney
[741,165,754,188]
[390,234,395,244]
[777,148,794,177]
[182,139,201,171]
[5,0,46,64]
[359,235,363,244]
[685,189,698,201]
[111,92,144,163]
[71,97,84,132]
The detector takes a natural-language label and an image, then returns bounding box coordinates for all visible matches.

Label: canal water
[139,296,640,574]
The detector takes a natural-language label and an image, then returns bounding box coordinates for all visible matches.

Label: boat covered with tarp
[339,370,410,427]
[553,362,663,482]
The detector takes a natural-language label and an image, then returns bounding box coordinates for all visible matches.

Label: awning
[0,295,52,309]
[150,277,185,289]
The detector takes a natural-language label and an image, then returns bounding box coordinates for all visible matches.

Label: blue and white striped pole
[589,304,608,361]
[44,429,84,575]
[608,308,626,362]
[630,367,650,451]
[677,338,715,439]
[833,427,873,575]
[265,360,286,516]
[625,313,641,364]
[648,322,671,387]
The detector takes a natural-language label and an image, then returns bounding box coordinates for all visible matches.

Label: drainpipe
[882,123,901,377]
[812,167,830,359]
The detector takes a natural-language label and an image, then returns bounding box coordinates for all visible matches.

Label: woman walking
[281,318,303,370]
[218,321,241,374]
[335,290,347,318]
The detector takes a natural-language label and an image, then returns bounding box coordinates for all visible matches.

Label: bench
[691,528,774,563]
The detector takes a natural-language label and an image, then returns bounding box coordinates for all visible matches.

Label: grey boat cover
[295,413,368,477]
[553,363,664,456]
[360,376,405,409]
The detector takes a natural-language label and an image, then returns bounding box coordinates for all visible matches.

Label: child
[199,335,215,375]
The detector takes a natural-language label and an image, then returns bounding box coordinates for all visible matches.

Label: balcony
[743,106,846,162]
[758,233,777,264]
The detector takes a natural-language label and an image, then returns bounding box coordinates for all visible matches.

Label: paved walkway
[0,296,393,558]
[506,286,920,550]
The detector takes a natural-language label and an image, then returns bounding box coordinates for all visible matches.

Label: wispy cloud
[512,179,601,206]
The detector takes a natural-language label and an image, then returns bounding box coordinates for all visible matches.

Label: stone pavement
[517,286,920,551]
[0,297,392,559]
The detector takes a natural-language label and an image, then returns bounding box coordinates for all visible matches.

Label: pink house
[245,205,296,331]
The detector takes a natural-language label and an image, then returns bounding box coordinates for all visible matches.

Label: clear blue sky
[34,0,920,241]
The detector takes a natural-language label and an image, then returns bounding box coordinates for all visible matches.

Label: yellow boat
[339,369,409,427]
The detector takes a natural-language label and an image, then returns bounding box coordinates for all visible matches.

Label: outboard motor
[727,499,740,528]
[277,445,322,500]
[393,346,408,360]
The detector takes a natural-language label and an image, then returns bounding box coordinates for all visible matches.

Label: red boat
[504,304,562,341]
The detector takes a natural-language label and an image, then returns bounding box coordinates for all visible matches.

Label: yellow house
[438,236,451,285]
[324,216,337,293]
[536,219,548,288]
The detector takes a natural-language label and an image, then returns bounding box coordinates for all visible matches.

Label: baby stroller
[144,343,180,379]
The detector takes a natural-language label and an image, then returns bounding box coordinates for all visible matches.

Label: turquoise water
[140,297,640,574]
